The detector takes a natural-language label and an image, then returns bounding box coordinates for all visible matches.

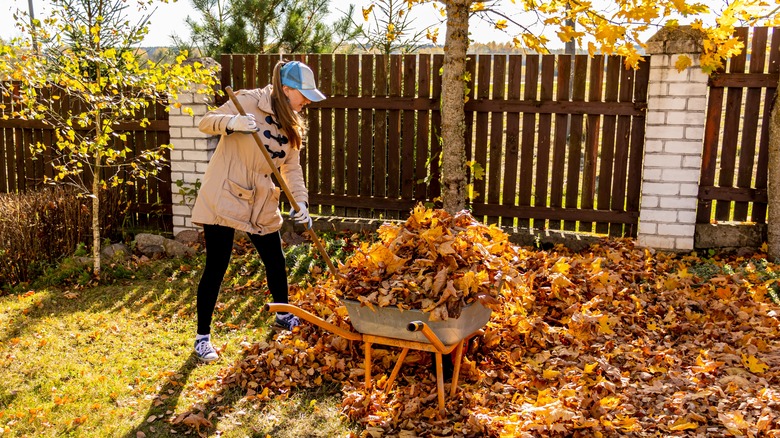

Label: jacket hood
[246,84,275,114]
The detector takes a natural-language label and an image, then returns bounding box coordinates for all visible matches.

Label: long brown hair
[271,60,305,150]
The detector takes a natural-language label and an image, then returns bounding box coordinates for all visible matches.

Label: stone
[175,229,200,245]
[163,239,196,257]
[102,243,131,261]
[134,233,166,257]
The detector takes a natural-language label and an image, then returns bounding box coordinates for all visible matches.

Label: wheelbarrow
[225,86,492,414]
[264,299,492,415]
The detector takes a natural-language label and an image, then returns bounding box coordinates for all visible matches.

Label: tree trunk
[440,0,470,214]
[768,81,780,260]
[92,105,102,275]
[92,176,101,275]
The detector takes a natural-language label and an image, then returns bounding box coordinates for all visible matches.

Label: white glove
[290,204,312,229]
[226,114,258,133]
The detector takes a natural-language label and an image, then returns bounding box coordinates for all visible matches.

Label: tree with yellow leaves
[0,0,219,275]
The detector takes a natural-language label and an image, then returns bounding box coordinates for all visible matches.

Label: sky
[0,0,519,48]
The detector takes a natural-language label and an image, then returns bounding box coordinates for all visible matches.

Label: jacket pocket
[252,185,281,229]
[218,179,255,223]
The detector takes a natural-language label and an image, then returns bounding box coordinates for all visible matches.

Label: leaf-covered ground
[177,210,780,437]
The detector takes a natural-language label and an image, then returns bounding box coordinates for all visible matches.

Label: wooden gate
[698,26,779,225]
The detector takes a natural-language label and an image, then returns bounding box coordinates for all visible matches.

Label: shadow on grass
[122,353,201,438]
[0,254,272,347]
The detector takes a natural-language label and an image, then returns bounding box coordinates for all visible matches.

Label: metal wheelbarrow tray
[342,299,491,344]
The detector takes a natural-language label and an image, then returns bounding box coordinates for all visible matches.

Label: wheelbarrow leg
[435,352,445,415]
[364,341,372,390]
[450,339,465,397]
[384,347,409,392]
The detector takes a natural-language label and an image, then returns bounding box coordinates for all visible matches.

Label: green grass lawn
[0,240,360,437]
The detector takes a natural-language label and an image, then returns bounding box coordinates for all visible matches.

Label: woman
[191,60,326,362]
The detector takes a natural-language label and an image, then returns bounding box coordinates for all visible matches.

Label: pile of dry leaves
[334,206,519,320]
[175,207,780,437]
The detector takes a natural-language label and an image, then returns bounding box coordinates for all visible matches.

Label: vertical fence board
[487,54,506,225]
[360,55,375,216]
[581,55,604,233]
[333,54,347,217]
[464,55,476,184]
[518,55,539,229]
[346,55,360,217]
[374,55,388,202]
[535,54,555,228]
[715,27,749,220]
[610,59,635,236]
[698,66,725,223]
[245,55,257,89]
[258,55,273,88]
[387,55,402,219]
[626,58,649,237]
[595,56,620,234]
[14,117,25,192]
[232,56,244,90]
[565,55,588,231]
[733,28,768,220]
[502,55,522,226]
[318,55,333,214]
[550,55,572,230]
[306,55,322,213]
[753,28,780,223]
[0,89,8,192]
[429,54,444,201]
[402,55,417,202]
[473,55,491,209]
[415,54,431,201]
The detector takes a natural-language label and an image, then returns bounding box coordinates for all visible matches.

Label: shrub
[0,186,126,290]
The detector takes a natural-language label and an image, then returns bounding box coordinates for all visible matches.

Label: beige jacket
[191,85,308,235]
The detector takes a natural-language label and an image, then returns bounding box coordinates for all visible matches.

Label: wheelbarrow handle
[224,86,340,279]
[407,320,446,353]
[265,303,362,341]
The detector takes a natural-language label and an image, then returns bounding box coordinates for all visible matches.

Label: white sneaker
[194,338,218,362]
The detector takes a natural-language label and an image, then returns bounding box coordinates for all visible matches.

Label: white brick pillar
[169,86,214,236]
[638,27,708,251]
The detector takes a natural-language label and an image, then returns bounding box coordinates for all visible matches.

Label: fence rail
[220,52,650,236]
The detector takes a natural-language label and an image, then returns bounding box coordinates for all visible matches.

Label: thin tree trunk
[768,80,780,260]
[92,166,101,275]
[440,0,469,214]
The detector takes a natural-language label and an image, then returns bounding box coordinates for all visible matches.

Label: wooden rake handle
[224,86,339,278]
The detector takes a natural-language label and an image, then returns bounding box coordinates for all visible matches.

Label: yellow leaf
[648,365,667,374]
[670,420,698,431]
[675,55,692,72]
[583,362,598,374]
[543,368,561,379]
[598,315,615,334]
[600,396,620,408]
[740,354,768,374]
[552,258,570,274]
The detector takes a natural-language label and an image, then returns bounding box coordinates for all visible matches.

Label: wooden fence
[220,53,650,237]
[4,25,773,240]
[698,26,779,225]
[0,87,173,230]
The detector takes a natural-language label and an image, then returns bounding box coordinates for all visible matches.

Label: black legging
[196,224,288,335]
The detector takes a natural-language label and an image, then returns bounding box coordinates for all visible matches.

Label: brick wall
[168,89,213,235]
[638,27,708,251]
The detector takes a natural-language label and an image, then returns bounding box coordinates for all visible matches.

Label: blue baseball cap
[280,61,327,102]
